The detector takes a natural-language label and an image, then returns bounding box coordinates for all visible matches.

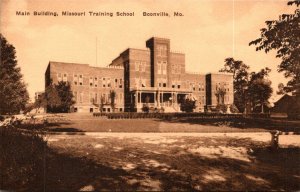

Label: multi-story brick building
[45,37,233,113]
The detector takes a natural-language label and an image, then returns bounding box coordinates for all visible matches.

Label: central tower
[146,37,171,88]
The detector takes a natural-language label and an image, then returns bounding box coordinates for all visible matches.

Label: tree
[215,87,227,113]
[248,68,273,113]
[277,83,287,95]
[55,81,75,112]
[100,95,105,113]
[0,34,29,114]
[44,81,74,113]
[109,90,116,112]
[219,58,250,112]
[180,98,196,112]
[33,93,47,113]
[44,82,61,113]
[220,58,273,113]
[249,0,300,96]
[215,87,226,105]
[142,95,150,113]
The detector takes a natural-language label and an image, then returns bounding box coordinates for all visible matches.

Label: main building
[45,37,233,113]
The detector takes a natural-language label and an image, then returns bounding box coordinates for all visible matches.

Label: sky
[1,0,296,102]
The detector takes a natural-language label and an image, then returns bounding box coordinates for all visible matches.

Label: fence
[93,112,270,120]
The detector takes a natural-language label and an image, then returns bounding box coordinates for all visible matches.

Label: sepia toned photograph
[0,0,299,191]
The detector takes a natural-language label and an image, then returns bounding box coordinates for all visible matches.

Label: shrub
[230,104,240,113]
[180,98,196,112]
[0,125,47,190]
[142,104,150,113]
[216,104,227,113]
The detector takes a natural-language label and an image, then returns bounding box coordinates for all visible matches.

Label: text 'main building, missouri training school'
[45,37,234,113]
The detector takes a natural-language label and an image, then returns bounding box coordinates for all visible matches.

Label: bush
[142,104,150,113]
[180,99,196,112]
[216,104,227,113]
[230,104,240,113]
[0,125,47,190]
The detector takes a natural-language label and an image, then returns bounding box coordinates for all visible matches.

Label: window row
[215,83,230,91]
[135,61,147,72]
[171,81,181,89]
[156,44,168,57]
[187,82,205,91]
[73,92,123,104]
[157,78,167,88]
[57,73,68,82]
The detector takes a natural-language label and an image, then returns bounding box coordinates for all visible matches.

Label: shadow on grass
[37,145,300,191]
[3,129,299,191]
[46,127,85,133]
[157,117,300,132]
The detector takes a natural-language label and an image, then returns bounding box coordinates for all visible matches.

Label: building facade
[45,37,233,113]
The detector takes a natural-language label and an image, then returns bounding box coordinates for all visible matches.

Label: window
[119,93,123,103]
[157,44,167,56]
[158,83,162,87]
[142,61,146,72]
[119,78,123,88]
[63,73,67,82]
[74,92,77,102]
[162,62,167,75]
[163,83,166,87]
[89,77,93,87]
[171,64,175,74]
[107,78,111,87]
[178,85,180,89]
[90,93,94,103]
[102,78,106,87]
[73,74,78,85]
[135,61,140,71]
[94,77,98,87]
[80,92,83,103]
[103,93,106,103]
[176,65,181,74]
[157,62,162,74]
[115,79,118,88]
[57,73,62,81]
[79,74,83,85]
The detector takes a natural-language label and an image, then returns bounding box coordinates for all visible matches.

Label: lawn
[41,133,300,191]
[4,113,300,191]
[44,113,272,133]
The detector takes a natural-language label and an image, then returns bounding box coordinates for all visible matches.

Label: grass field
[44,113,275,133]
[41,133,300,191]
[7,113,299,191]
